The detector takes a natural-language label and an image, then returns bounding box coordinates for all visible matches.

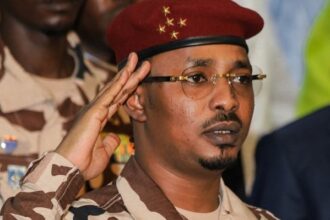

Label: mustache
[202,112,242,129]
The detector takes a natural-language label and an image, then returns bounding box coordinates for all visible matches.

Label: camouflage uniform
[0,43,107,202]
[0,153,278,219]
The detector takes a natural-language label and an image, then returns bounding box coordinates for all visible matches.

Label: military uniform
[0,44,106,202]
[0,152,277,219]
[0,40,134,203]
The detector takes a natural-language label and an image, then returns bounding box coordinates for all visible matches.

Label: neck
[0,16,74,78]
[135,149,222,212]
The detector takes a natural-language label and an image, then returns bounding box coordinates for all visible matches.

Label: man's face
[76,0,132,48]
[140,44,254,176]
[0,0,84,34]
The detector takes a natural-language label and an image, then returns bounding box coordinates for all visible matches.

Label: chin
[199,156,237,171]
[198,148,238,171]
[40,23,73,36]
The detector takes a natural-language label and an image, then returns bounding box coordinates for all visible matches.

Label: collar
[117,157,182,220]
[220,177,262,218]
[116,157,237,219]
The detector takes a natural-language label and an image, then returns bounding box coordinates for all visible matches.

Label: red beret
[107,0,264,65]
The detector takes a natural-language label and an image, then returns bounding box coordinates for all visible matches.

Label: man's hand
[56,53,150,180]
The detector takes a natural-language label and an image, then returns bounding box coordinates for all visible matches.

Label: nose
[209,77,239,113]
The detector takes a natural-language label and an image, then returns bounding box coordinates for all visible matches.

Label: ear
[124,87,147,122]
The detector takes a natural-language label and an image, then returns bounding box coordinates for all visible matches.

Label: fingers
[125,52,141,74]
[82,133,120,180]
[113,60,151,105]
[55,53,147,178]
[63,52,145,146]
[93,52,149,110]
[102,133,120,157]
[96,52,138,99]
[89,54,150,126]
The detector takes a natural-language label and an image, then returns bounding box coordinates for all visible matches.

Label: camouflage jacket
[0,42,132,203]
[0,153,278,220]
[0,44,107,202]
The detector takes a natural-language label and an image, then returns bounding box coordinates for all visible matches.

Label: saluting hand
[55,53,150,180]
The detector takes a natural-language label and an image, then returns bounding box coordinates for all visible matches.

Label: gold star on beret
[163,6,171,16]
[178,18,187,27]
[171,31,179,39]
[166,17,175,26]
[157,25,166,34]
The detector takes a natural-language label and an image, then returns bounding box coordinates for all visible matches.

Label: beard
[198,150,237,171]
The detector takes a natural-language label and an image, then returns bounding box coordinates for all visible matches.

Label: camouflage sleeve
[0,152,85,220]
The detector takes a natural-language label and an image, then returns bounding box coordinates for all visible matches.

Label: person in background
[0,0,106,204]
[249,2,330,219]
[73,0,132,79]
[72,0,145,77]
[1,0,278,219]
[250,105,330,220]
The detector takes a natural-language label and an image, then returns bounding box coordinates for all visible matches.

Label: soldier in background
[0,0,106,203]
[72,0,132,81]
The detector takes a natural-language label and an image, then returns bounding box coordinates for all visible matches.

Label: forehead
[149,44,249,71]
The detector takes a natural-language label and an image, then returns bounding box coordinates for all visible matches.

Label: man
[73,0,246,195]
[250,105,330,220]
[0,0,277,219]
[0,0,105,202]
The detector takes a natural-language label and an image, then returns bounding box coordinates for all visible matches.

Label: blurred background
[233,0,329,194]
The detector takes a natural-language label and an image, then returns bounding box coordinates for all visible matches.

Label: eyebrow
[186,57,214,67]
[233,60,251,69]
[186,57,251,69]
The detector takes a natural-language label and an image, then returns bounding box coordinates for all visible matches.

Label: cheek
[168,99,206,143]
[238,96,254,127]
[159,97,196,124]
[148,90,199,130]
[172,99,199,124]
